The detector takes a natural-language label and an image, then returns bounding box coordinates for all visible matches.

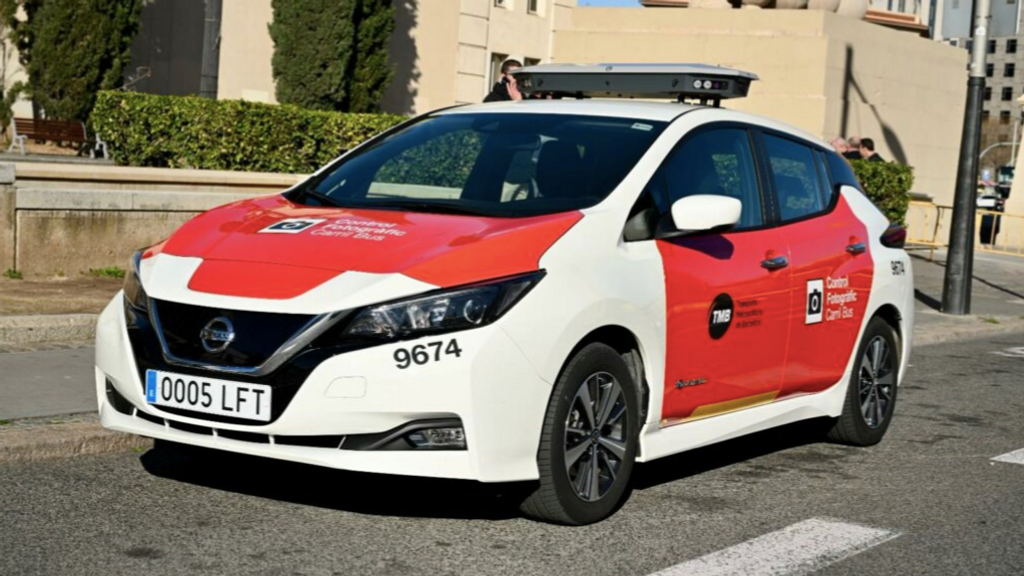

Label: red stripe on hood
[163,195,581,298]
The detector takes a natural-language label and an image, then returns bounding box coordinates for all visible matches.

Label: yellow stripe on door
[662,391,781,427]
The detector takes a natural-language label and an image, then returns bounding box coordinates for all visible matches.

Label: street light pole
[942,0,993,315]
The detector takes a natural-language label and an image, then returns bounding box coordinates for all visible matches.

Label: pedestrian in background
[843,136,862,160]
[830,137,850,156]
[484,59,524,102]
[859,138,885,162]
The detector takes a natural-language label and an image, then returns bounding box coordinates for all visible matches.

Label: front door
[655,127,792,426]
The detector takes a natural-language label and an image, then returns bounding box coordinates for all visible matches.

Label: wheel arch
[559,325,652,427]
[871,303,903,349]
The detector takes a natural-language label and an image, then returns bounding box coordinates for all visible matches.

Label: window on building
[494,0,509,7]
[986,63,995,77]
[1008,39,1019,54]
[528,0,539,13]
[524,57,541,67]
[988,39,997,54]
[982,110,991,123]
[966,40,973,52]
[490,53,509,88]
[1001,110,1012,125]
[985,87,993,101]
[1006,63,1016,78]
[1003,87,1014,101]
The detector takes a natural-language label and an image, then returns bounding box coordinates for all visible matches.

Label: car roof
[436,99,830,149]
[437,99,697,122]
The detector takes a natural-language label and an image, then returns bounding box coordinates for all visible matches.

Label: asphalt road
[2,334,1023,576]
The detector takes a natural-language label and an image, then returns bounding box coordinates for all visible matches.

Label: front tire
[520,343,640,525]
[827,317,900,446]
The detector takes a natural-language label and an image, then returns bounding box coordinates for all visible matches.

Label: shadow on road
[140,442,531,521]
[140,419,835,521]
[911,254,1024,304]
[632,419,832,490]
[914,289,942,312]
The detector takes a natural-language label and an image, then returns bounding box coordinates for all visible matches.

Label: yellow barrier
[905,201,950,261]
[905,200,1024,259]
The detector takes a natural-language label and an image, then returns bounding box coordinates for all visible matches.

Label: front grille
[152,299,315,369]
[126,298,372,426]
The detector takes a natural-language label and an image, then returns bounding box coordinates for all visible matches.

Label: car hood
[157,194,582,299]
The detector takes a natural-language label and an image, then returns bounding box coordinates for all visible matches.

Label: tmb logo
[708,293,734,340]
[258,218,327,234]
[806,279,824,325]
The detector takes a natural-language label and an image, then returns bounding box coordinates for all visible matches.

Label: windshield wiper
[364,199,499,217]
[292,187,348,209]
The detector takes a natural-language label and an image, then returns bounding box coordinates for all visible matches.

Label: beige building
[218,0,575,114]
[0,1,967,207]
[215,2,966,204]
[554,9,967,203]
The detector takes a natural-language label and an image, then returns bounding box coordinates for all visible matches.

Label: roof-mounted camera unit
[511,63,758,107]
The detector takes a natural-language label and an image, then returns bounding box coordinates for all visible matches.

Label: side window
[763,134,826,222]
[825,150,863,191]
[662,128,764,230]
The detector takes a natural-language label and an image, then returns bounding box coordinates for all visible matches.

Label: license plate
[145,370,272,422]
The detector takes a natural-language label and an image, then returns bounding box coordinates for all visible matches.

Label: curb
[0,314,98,346]
[0,414,151,463]
[912,314,1024,347]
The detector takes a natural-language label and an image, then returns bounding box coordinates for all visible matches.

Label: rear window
[295,113,667,218]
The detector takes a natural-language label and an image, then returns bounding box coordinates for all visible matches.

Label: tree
[1,0,142,122]
[269,0,394,113]
[348,0,395,113]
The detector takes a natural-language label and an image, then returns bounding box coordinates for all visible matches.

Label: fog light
[407,427,466,449]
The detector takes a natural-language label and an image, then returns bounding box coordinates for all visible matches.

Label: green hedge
[90,91,406,173]
[850,160,914,225]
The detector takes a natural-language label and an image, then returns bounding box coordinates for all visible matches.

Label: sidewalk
[910,248,1024,344]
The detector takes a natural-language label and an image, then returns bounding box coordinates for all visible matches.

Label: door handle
[760,255,789,270]
[846,242,867,255]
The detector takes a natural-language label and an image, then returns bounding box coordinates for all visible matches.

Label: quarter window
[763,134,827,222]
[661,129,764,230]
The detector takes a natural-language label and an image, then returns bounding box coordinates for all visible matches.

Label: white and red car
[96,64,913,525]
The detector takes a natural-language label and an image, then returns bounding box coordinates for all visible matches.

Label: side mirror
[656,195,742,239]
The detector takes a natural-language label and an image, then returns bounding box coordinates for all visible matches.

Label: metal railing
[905,200,1024,259]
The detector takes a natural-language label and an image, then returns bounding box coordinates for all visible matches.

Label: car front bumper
[95,293,553,482]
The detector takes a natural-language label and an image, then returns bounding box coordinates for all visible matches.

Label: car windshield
[293,113,668,217]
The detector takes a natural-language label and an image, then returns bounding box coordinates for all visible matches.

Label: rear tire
[827,316,899,446]
[520,343,640,525]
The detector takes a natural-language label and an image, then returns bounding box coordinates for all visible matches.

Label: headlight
[123,250,148,310]
[340,271,544,342]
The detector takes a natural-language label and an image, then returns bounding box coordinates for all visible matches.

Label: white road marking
[649,518,899,576]
[990,347,1024,358]
[993,448,1024,465]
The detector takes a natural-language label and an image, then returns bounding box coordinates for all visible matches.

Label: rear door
[757,133,874,398]
[655,126,792,426]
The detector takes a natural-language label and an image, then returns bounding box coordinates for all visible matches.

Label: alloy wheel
[859,336,895,429]
[564,371,628,502]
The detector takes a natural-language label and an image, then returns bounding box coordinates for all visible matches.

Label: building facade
[215,0,574,115]
[948,7,1024,175]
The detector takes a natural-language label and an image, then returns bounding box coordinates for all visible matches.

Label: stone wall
[0,163,302,278]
